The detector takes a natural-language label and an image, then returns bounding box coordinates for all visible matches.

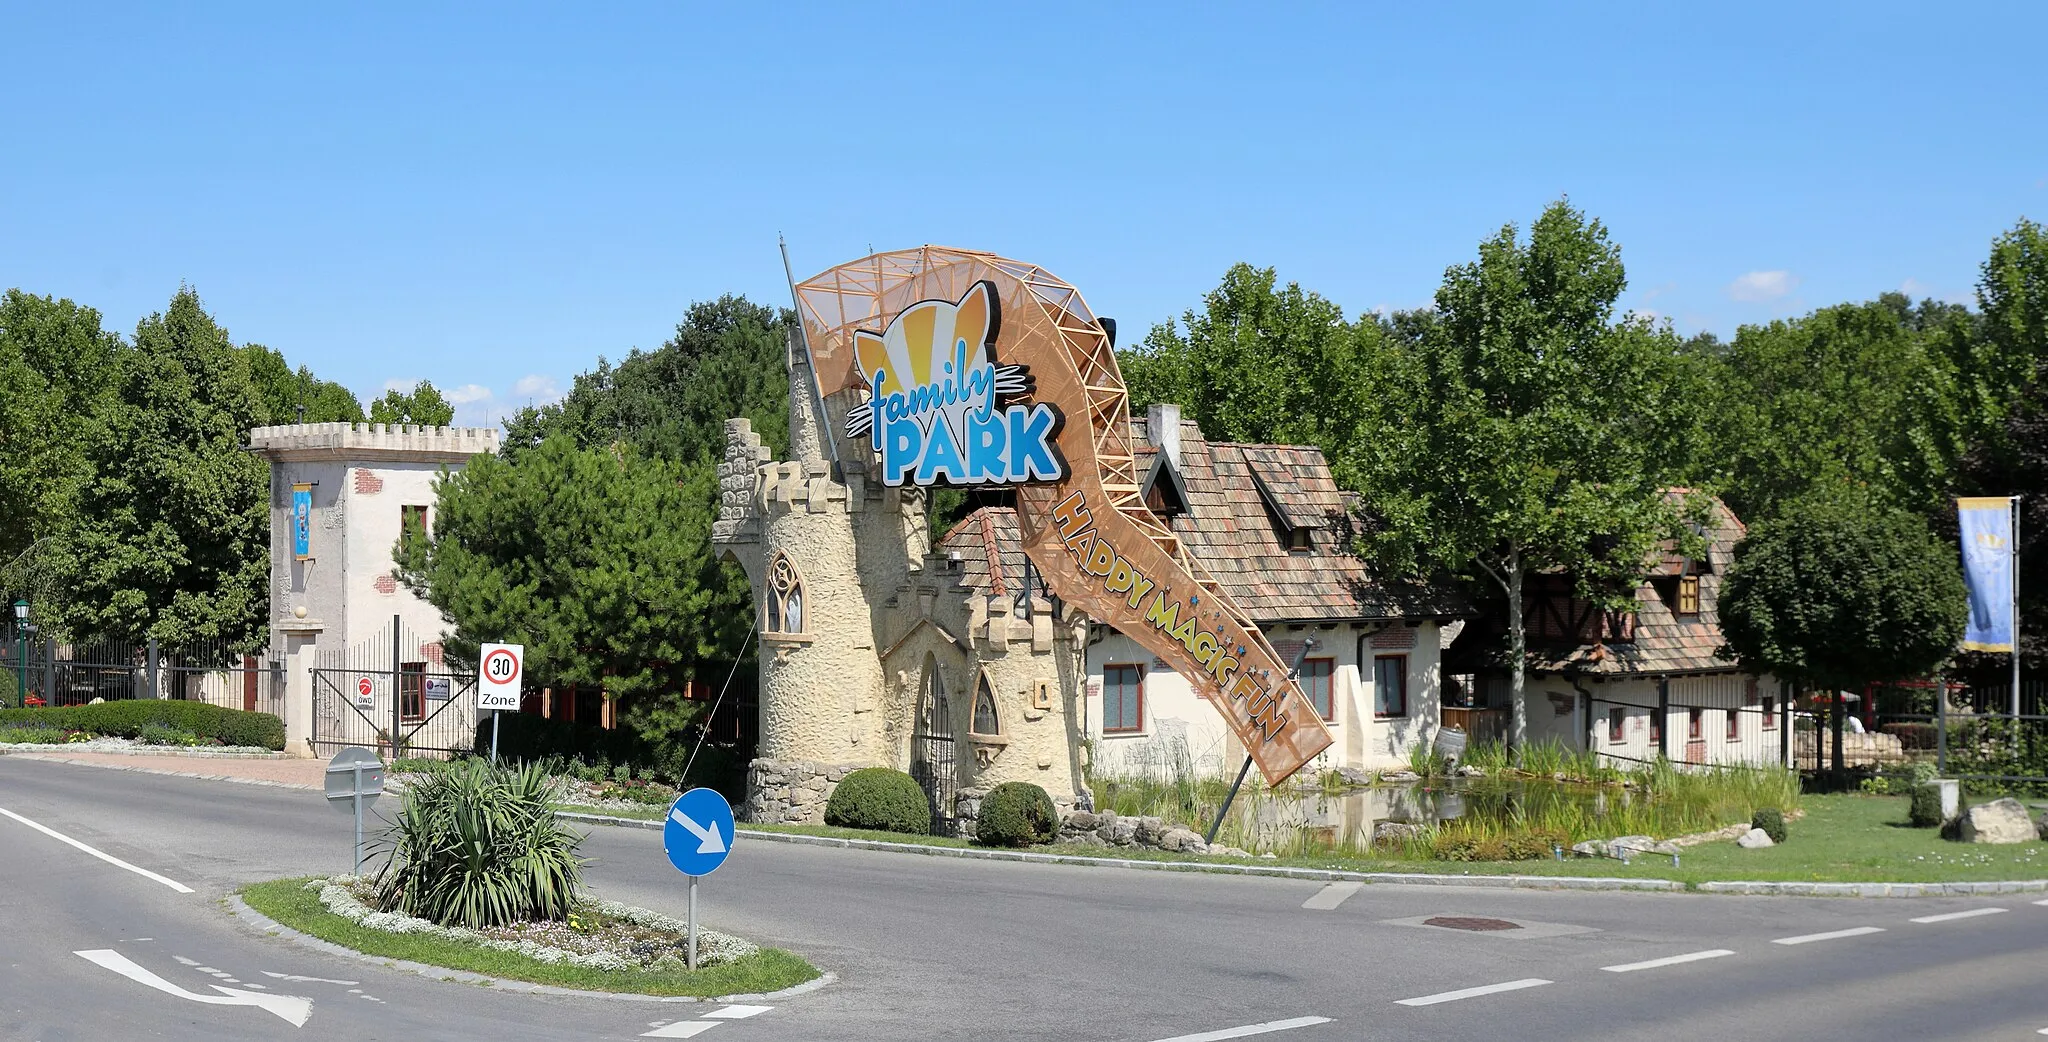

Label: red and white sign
[356,677,373,698]
[478,643,523,712]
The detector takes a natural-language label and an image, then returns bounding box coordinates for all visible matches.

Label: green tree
[48,288,270,647]
[242,344,364,424]
[369,379,455,426]
[0,291,121,588]
[394,436,739,739]
[1719,487,1968,772]
[1353,199,1700,750]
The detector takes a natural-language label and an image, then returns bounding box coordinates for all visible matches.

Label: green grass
[241,878,820,997]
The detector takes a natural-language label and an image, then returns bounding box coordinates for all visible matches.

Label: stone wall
[742,757,863,824]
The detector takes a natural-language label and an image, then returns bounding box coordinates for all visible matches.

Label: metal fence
[308,615,476,759]
[0,622,279,714]
[1871,677,2047,786]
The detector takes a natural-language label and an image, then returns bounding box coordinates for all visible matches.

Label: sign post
[324,747,385,874]
[662,787,735,970]
[477,643,524,763]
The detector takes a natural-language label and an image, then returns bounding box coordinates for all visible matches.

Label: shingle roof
[938,416,1467,624]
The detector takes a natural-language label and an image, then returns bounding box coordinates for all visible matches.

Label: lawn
[240,878,820,998]
[561,794,2048,887]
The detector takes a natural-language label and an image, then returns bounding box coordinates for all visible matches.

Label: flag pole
[2013,495,2022,722]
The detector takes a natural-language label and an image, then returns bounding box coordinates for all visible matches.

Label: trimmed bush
[1908,784,1943,828]
[823,768,930,835]
[0,702,284,749]
[975,781,1057,847]
[375,758,586,928]
[1751,807,1788,844]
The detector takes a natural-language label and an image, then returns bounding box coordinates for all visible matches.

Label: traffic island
[239,877,820,999]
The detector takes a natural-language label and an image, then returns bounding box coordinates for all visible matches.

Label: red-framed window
[1650,709,1663,747]
[1726,708,1741,741]
[399,661,426,722]
[1301,658,1335,721]
[1762,695,1777,730]
[1373,655,1407,718]
[1607,707,1626,744]
[1687,707,1703,740]
[1103,664,1143,733]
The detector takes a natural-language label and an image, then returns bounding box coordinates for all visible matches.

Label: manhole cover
[1422,916,1522,932]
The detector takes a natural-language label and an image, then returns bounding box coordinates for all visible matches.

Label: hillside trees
[0,291,121,590]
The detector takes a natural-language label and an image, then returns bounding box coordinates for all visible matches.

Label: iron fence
[1870,676,2047,787]
[308,615,476,759]
[0,622,278,713]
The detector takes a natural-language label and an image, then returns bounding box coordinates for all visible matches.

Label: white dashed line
[1600,949,1735,973]
[640,1024,719,1039]
[1141,1016,1333,1041]
[0,807,194,893]
[1772,926,1886,946]
[2032,899,2048,907]
[1396,979,1551,1006]
[1909,908,2007,924]
[1301,883,1362,910]
[703,1004,774,1020]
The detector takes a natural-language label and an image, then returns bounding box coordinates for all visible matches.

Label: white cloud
[511,374,563,404]
[1726,270,1800,302]
[444,383,494,406]
[381,377,419,394]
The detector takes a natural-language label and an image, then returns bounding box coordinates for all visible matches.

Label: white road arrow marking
[76,950,312,1027]
[702,1004,773,1019]
[670,808,727,855]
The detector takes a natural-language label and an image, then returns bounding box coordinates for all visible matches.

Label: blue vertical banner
[1957,496,2016,652]
[292,483,313,560]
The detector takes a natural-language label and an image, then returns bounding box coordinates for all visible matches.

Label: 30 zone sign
[477,643,523,711]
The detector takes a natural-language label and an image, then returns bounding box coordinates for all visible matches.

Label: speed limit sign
[477,643,523,711]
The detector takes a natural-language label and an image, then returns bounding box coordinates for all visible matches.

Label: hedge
[474,711,649,768]
[975,782,1058,847]
[0,702,285,750]
[824,768,931,834]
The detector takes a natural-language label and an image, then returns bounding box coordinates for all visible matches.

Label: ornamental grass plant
[373,758,586,929]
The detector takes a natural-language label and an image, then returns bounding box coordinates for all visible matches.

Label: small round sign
[356,677,373,698]
[662,788,735,877]
[482,647,520,686]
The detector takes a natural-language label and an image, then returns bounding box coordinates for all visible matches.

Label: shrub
[373,758,586,928]
[1751,807,1787,844]
[974,782,1057,847]
[137,725,206,746]
[475,711,648,769]
[1880,722,1938,751]
[0,702,283,749]
[1908,784,1943,828]
[1940,798,1971,841]
[824,768,931,835]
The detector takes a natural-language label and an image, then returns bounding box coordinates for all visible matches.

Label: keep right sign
[477,642,523,711]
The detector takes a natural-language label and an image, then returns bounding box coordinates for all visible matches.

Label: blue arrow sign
[662,787,735,877]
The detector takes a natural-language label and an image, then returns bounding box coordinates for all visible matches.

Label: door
[910,654,956,833]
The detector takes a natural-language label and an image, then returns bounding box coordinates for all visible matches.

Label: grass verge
[240,878,820,998]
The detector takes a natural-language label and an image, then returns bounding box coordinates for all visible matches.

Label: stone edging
[224,893,836,1003]
[0,742,289,760]
[557,810,2048,898]
[0,753,318,789]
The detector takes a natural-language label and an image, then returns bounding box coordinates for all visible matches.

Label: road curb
[2,754,319,790]
[224,893,836,1003]
[0,742,289,760]
[557,809,2048,898]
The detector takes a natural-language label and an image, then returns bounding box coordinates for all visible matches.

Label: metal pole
[1657,678,1670,761]
[686,875,699,971]
[2011,496,2022,723]
[147,637,159,699]
[1203,754,1255,847]
[42,637,55,707]
[352,762,365,876]
[14,628,23,707]
[390,614,402,760]
[491,710,501,764]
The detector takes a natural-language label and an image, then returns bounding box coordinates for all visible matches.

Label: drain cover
[1422,916,1522,932]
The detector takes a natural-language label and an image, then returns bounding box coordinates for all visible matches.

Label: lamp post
[12,599,28,709]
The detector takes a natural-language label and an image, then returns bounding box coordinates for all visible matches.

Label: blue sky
[4,3,2044,426]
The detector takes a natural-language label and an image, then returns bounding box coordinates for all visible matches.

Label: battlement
[247,422,501,463]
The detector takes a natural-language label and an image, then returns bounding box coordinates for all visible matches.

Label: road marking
[1301,883,1362,910]
[263,971,358,986]
[1771,926,1885,946]
[2035,898,2048,906]
[1910,907,2006,923]
[1396,979,1551,1006]
[0,807,193,893]
[76,950,311,1027]
[703,1004,773,1020]
[1600,949,1736,973]
[641,1023,719,1038]
[1142,1016,1333,1041]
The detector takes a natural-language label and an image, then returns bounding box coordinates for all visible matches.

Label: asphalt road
[2,756,2045,1041]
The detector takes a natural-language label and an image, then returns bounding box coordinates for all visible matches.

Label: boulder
[1379,770,1421,783]
[1335,766,1376,787]
[1455,764,1487,778]
[1736,827,1775,849]
[1062,811,1100,832]
[1158,827,1208,854]
[1098,817,1138,846]
[1134,817,1168,846]
[1958,797,2037,844]
[1611,836,1682,856]
[1571,839,1610,858]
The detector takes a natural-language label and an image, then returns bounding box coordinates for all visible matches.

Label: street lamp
[12,600,27,709]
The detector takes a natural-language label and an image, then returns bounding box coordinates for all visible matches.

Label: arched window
[971,673,1001,737]
[765,552,805,634]
[918,653,951,738]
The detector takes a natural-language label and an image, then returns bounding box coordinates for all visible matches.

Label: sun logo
[845,280,1063,487]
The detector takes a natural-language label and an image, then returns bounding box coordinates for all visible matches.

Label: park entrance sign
[795,246,1333,785]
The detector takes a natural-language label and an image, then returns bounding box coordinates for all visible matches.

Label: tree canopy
[369,379,455,426]
[243,343,365,424]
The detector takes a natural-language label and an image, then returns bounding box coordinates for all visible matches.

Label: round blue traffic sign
[662,787,735,877]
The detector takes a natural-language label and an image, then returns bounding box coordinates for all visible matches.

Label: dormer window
[1677,574,1700,617]
[1287,527,1313,552]
[1140,451,1190,519]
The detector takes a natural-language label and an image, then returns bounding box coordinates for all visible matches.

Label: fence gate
[909,661,956,833]
[308,616,477,759]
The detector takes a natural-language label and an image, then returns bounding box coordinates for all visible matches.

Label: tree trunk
[1506,551,1528,757]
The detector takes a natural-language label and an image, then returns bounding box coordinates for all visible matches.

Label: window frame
[1687,707,1703,740]
[1102,663,1145,734]
[1372,654,1408,719]
[970,673,1002,737]
[1726,707,1741,741]
[1762,695,1777,730]
[1649,709,1663,747]
[401,504,431,540]
[764,552,807,635]
[399,661,426,723]
[1300,657,1336,722]
[1607,706,1626,744]
[1676,574,1701,616]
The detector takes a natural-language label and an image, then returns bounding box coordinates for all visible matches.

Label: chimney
[1146,403,1183,469]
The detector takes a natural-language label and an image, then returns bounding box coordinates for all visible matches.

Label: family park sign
[795,246,1333,785]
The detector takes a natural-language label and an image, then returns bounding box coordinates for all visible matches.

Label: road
[1,756,2044,1041]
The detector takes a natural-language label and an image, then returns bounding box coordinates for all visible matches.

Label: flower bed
[313,876,757,970]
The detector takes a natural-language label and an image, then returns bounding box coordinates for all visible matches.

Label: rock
[1099,818,1138,846]
[1210,845,1252,858]
[1335,766,1375,787]
[1373,821,1425,847]
[1571,839,1610,858]
[1379,770,1421,783]
[1606,835,1680,857]
[1062,811,1100,832]
[1158,827,1208,854]
[2037,812,2047,842]
[1134,817,1168,846]
[1959,797,2037,844]
[1736,827,1775,849]
[1455,764,1487,778]
[1260,852,1278,859]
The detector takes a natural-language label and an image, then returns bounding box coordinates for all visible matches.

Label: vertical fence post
[42,638,55,707]
[145,637,159,700]
[1779,680,1791,768]
[390,614,402,760]
[1656,678,1670,761]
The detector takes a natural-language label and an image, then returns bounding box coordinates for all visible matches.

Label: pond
[1220,777,1642,855]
